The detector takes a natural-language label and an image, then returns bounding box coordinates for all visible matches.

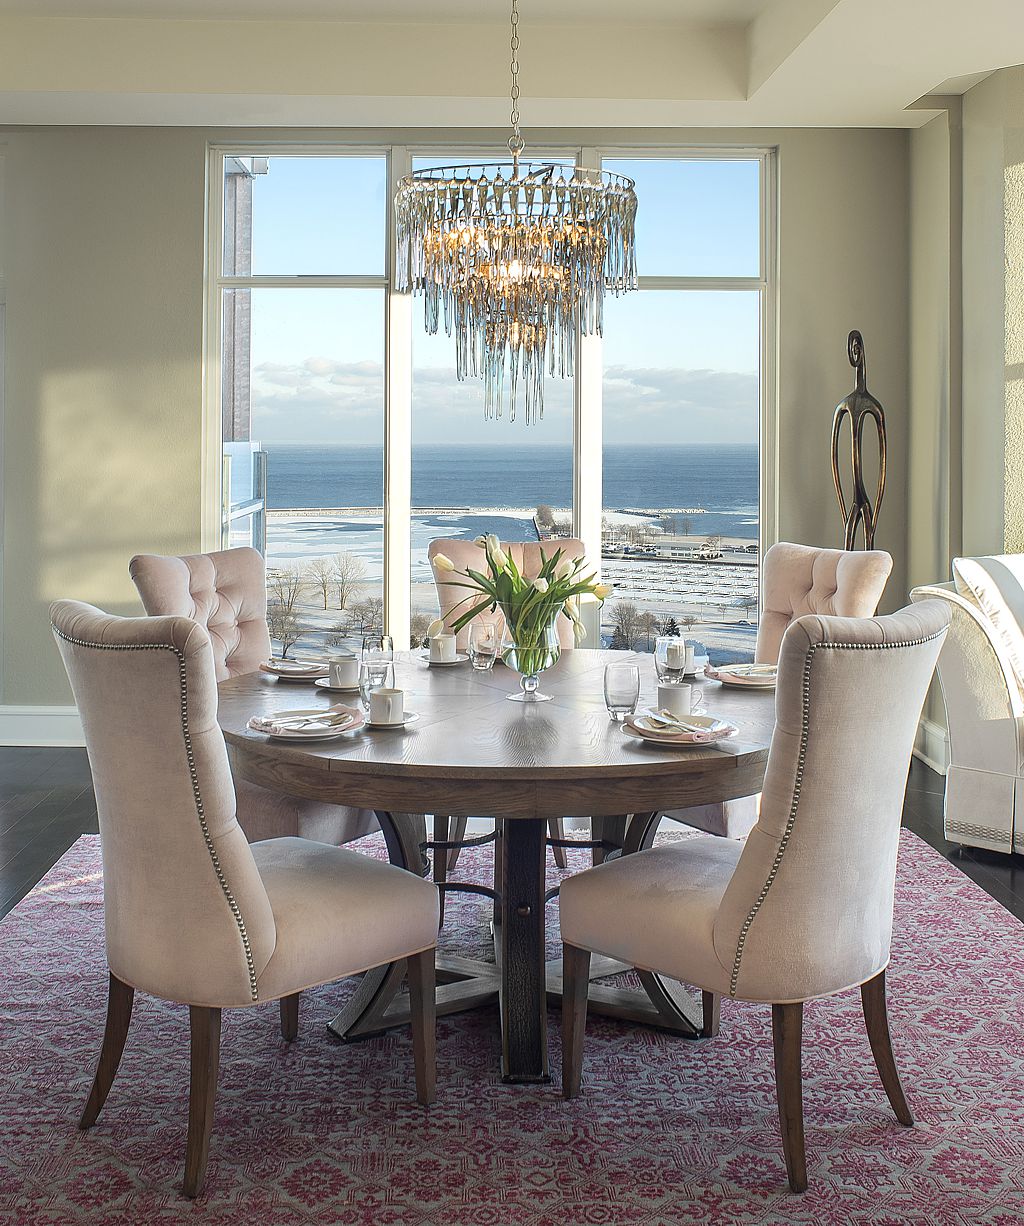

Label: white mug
[658,682,699,718]
[329,655,359,688]
[429,633,457,663]
[370,687,404,724]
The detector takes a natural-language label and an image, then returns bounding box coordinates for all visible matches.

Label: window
[215,155,387,657]
[210,147,774,658]
[598,156,765,664]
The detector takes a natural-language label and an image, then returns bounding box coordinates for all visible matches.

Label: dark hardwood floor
[1,748,1022,924]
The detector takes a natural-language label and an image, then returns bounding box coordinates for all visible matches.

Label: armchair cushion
[252,838,439,1003]
[953,554,1024,698]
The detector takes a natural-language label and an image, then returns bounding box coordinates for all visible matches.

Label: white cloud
[250,357,757,445]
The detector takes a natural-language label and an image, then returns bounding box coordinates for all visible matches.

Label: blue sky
[240,154,761,446]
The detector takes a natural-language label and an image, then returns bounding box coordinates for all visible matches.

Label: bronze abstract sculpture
[831,330,887,550]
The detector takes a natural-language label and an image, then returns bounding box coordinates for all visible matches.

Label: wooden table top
[218,649,775,819]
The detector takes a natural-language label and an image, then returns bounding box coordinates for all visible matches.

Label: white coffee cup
[370,687,404,724]
[658,682,697,718]
[429,633,457,663]
[329,655,359,688]
[684,642,696,674]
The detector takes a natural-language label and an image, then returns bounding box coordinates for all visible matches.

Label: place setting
[605,640,740,749]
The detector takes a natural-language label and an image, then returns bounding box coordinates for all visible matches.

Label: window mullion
[384,147,412,647]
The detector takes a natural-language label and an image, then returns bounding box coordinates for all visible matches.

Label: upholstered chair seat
[560,600,950,1192]
[668,541,893,840]
[130,547,376,847]
[51,600,439,1197]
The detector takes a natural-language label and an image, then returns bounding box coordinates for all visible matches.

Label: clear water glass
[654,635,689,684]
[468,621,499,671]
[604,663,640,722]
[359,660,393,711]
[362,634,394,669]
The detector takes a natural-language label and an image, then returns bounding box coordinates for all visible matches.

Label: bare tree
[410,610,434,649]
[333,551,367,612]
[305,557,334,610]
[679,515,693,537]
[267,566,304,658]
[637,610,660,651]
[348,595,384,636]
[536,504,555,529]
[610,600,642,651]
[680,612,700,633]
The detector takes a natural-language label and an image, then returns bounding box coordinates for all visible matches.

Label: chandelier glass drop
[394,0,638,423]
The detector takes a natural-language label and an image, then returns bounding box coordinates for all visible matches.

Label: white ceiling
[0,0,1022,128]
[0,0,772,21]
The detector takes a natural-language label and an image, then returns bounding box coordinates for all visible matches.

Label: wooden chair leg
[433,815,450,927]
[701,991,721,1038]
[561,943,591,1099]
[280,993,299,1042]
[183,1006,221,1199]
[861,970,914,1126]
[447,816,469,872]
[492,819,504,926]
[80,972,134,1129]
[772,1002,807,1193]
[549,818,568,869]
[406,949,437,1106]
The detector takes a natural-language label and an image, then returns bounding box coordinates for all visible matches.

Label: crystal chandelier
[394,0,638,423]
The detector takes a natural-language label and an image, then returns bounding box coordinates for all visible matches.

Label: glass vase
[502,619,561,703]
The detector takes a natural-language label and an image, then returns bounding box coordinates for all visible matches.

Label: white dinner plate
[314,677,360,693]
[260,659,329,680]
[416,650,470,667]
[247,707,363,741]
[707,663,777,689]
[366,711,421,730]
[623,712,738,748]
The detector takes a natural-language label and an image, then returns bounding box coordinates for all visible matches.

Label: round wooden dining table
[218,648,774,1083]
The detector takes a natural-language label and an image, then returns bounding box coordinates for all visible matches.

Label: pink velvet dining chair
[51,599,439,1199]
[560,599,950,1192]
[130,547,378,848]
[668,541,893,840]
[426,535,589,893]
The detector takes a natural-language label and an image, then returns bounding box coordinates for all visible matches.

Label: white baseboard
[914,717,949,776]
[0,705,84,747]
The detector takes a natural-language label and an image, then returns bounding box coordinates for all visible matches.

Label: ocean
[259,442,759,541]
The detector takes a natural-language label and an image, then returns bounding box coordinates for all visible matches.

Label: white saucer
[417,650,470,667]
[366,711,421,730]
[261,660,329,681]
[314,677,360,693]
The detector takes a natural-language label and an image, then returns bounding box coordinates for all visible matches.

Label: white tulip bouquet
[431,535,611,679]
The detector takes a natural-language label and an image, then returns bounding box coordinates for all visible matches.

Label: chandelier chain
[508,0,524,157]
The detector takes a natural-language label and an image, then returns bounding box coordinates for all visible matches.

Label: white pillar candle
[666,641,686,669]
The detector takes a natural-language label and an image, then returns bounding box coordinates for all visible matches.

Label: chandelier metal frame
[394,0,638,423]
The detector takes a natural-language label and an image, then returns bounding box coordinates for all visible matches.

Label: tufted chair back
[755,542,892,665]
[130,547,272,682]
[428,537,588,651]
[713,600,949,1003]
[50,600,277,1008]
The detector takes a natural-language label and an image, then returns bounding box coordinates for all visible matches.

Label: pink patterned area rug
[1,830,1022,1225]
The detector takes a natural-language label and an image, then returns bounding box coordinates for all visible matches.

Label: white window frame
[203,141,777,643]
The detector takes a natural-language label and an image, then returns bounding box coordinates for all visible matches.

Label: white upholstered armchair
[130,547,378,848]
[669,541,893,840]
[52,600,439,1198]
[911,553,1024,854]
[560,600,950,1192]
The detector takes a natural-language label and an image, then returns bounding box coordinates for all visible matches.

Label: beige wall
[0,124,909,709]
[0,127,207,706]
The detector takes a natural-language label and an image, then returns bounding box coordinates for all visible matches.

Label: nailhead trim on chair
[51,627,260,1001]
[727,629,948,999]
